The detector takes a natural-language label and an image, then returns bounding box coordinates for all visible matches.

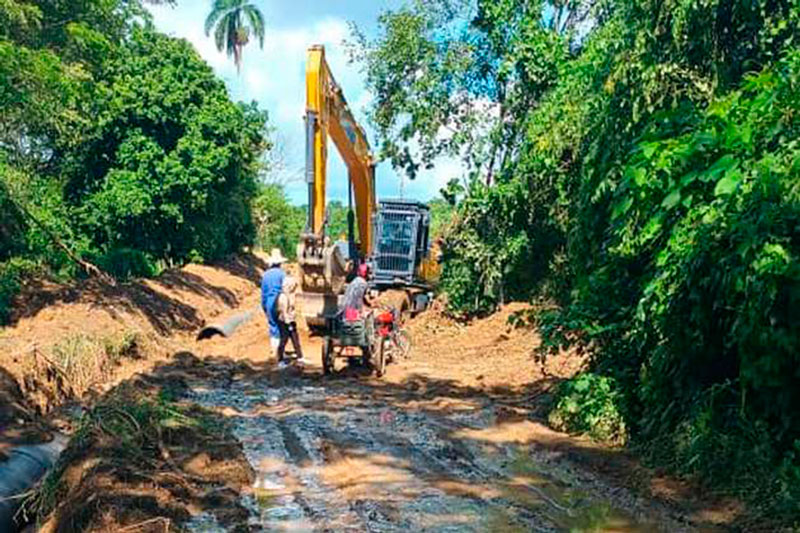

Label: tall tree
[204,0,265,73]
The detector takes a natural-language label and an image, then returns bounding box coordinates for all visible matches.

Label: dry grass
[48,331,141,393]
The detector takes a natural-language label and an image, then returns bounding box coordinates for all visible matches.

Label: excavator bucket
[297,292,341,328]
[297,236,349,327]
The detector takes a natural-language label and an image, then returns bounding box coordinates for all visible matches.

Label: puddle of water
[503,447,659,533]
[185,377,676,533]
[185,512,224,533]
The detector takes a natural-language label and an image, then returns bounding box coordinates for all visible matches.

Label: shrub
[548,373,628,445]
[94,247,159,280]
[67,29,264,265]
[0,258,40,325]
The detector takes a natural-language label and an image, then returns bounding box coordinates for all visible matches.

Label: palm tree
[204,0,265,73]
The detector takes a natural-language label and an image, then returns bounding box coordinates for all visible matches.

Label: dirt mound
[399,301,586,393]
[29,358,254,533]
[0,254,267,447]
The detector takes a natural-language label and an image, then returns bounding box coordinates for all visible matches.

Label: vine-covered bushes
[357,0,800,521]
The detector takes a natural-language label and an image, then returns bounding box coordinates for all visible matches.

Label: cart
[322,312,387,377]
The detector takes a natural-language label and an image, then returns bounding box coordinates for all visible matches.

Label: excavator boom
[304,46,376,248]
[297,45,377,324]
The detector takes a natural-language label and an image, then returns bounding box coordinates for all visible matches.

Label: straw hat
[266,248,288,265]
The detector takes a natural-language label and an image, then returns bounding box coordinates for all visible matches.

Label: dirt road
[181,365,677,532]
[176,303,693,532]
[2,258,728,531]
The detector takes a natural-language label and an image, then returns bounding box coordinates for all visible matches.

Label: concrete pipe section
[197,308,259,341]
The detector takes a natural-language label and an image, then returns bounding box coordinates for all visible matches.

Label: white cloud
[404,156,463,200]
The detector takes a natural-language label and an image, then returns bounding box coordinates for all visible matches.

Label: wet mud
[183,368,688,532]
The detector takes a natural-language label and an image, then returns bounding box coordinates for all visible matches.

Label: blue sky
[146,1,462,205]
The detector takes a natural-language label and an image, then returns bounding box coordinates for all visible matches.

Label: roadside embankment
[0,254,266,423]
[0,254,268,531]
[28,358,255,533]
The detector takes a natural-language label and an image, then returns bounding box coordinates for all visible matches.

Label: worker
[261,248,287,357]
[276,276,305,368]
[342,263,375,321]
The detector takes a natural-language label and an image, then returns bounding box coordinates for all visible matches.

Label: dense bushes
[0,258,40,324]
[0,179,26,262]
[525,19,800,518]
[548,373,627,445]
[68,28,265,265]
[357,0,800,521]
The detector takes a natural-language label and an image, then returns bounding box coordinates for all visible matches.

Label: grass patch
[22,377,248,531]
[48,331,141,394]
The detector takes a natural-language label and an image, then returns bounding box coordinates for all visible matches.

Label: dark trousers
[277,321,303,362]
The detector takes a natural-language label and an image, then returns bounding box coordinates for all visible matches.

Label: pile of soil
[30,355,254,533]
[0,369,52,460]
[399,301,586,393]
[0,255,267,446]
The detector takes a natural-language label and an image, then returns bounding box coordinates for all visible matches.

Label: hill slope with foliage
[355,0,800,523]
[0,0,270,322]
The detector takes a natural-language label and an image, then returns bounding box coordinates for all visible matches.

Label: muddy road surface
[0,262,734,531]
[179,360,687,532]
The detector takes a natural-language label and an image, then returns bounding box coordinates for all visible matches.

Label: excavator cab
[372,199,431,287]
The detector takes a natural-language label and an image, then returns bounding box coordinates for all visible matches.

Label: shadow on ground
[36,348,740,532]
[6,255,267,335]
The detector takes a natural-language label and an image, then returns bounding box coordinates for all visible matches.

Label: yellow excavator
[297,45,439,326]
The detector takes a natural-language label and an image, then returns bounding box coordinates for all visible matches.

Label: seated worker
[342,263,375,321]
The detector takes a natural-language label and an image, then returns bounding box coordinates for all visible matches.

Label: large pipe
[0,434,68,531]
[196,308,258,340]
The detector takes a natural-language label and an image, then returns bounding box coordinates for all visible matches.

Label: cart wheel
[322,337,334,375]
[375,338,387,378]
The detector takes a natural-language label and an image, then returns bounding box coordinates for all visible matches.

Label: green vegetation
[0,0,271,323]
[355,0,800,522]
[253,183,306,258]
[548,373,627,445]
[252,187,359,259]
[429,198,456,238]
[0,258,40,324]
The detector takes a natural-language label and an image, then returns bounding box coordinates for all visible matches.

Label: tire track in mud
[184,372,688,532]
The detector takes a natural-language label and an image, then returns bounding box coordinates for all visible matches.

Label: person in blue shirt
[261,248,287,357]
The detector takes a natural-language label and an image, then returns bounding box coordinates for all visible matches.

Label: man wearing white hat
[261,248,287,358]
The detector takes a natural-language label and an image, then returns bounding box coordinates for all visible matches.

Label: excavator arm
[304,45,376,249]
[297,45,377,323]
